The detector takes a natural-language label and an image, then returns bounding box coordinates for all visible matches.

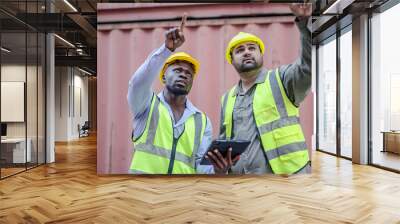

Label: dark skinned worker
[127,14,214,174]
[206,4,312,175]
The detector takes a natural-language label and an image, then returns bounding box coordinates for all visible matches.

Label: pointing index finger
[180,13,187,31]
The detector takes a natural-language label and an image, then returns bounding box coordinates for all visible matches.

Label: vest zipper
[167,114,186,174]
[167,137,178,174]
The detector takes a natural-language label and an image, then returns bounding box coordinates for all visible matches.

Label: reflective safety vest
[130,95,206,174]
[221,69,309,174]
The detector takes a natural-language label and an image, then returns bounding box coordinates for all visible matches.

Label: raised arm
[279,3,312,107]
[127,14,188,117]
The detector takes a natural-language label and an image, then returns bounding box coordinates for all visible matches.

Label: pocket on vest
[254,106,279,125]
[272,124,304,149]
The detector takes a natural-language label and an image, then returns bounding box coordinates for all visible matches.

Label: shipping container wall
[97,3,314,174]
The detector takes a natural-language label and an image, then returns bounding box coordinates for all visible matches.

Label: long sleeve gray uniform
[219,18,312,174]
[127,44,214,174]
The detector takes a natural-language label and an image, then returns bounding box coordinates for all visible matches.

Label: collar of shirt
[233,67,268,96]
[157,91,200,127]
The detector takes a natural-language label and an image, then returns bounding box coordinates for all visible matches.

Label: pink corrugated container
[97,3,314,174]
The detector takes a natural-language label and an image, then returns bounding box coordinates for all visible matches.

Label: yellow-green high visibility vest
[221,69,309,174]
[130,94,207,174]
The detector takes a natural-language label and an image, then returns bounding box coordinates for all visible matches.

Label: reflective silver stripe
[174,151,193,168]
[258,116,300,135]
[135,144,193,168]
[258,69,268,82]
[129,169,149,174]
[145,97,160,145]
[221,93,229,119]
[192,113,203,168]
[269,69,288,118]
[192,113,203,153]
[265,141,307,160]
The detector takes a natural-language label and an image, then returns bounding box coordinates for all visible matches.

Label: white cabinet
[1,138,32,163]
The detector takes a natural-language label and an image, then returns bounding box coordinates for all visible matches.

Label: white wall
[55,67,89,141]
[55,66,69,141]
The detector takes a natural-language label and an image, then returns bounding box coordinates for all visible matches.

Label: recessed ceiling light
[54,34,75,48]
[78,67,93,76]
[63,0,78,12]
[1,47,11,53]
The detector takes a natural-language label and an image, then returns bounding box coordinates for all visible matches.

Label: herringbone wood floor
[1,134,400,224]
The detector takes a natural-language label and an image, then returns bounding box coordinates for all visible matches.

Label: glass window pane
[27,31,38,169]
[0,1,46,179]
[340,29,352,158]
[38,32,45,165]
[371,3,400,171]
[1,29,27,177]
[318,37,337,154]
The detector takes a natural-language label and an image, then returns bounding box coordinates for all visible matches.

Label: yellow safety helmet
[159,52,200,83]
[225,32,265,64]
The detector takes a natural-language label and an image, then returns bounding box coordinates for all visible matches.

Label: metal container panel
[97,3,314,174]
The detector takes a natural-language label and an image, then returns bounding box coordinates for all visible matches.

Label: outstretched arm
[279,3,312,107]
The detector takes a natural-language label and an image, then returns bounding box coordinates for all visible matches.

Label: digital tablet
[200,140,250,165]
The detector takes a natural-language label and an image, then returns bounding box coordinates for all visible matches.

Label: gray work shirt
[219,18,312,174]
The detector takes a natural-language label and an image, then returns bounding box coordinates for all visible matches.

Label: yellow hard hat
[159,52,200,83]
[225,32,265,64]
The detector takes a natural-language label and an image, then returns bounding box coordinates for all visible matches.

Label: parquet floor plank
[1,134,399,223]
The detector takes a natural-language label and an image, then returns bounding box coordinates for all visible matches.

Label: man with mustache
[206,4,313,175]
[127,15,213,174]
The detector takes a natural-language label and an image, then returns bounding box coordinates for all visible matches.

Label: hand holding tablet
[201,140,250,174]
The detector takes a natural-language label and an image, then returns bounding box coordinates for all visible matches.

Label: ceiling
[311,0,391,44]
[0,0,98,75]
